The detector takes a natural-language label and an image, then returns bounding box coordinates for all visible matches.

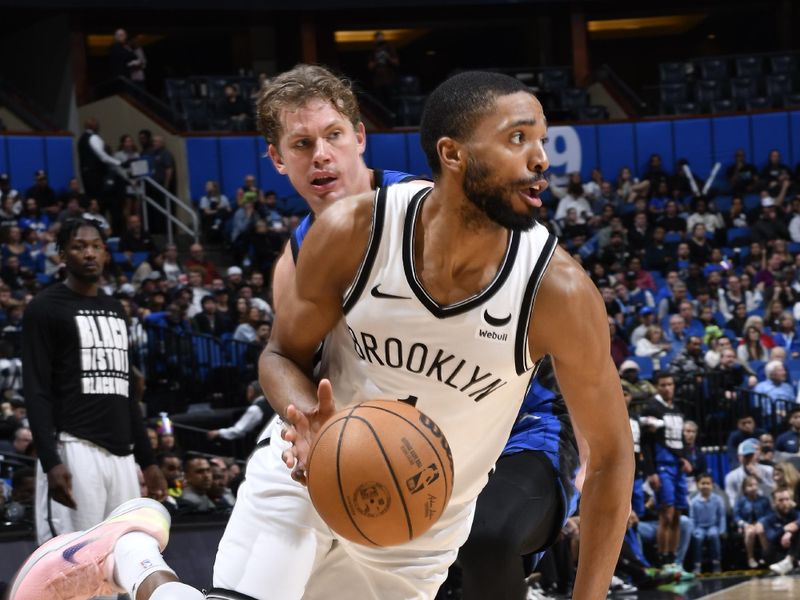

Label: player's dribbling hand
[281,378,337,485]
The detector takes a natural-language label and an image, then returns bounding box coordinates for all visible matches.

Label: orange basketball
[306,399,454,547]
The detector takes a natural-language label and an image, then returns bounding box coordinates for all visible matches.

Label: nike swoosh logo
[483,310,512,327]
[63,540,92,564]
[370,284,411,300]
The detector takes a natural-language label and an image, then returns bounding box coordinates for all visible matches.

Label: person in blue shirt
[734,474,773,568]
[775,406,800,455]
[689,473,726,573]
[757,487,799,571]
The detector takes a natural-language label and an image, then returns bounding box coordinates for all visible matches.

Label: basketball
[306,399,454,547]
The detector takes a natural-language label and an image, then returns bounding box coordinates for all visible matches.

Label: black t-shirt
[22,283,154,472]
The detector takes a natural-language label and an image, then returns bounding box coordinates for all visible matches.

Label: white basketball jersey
[320,182,557,505]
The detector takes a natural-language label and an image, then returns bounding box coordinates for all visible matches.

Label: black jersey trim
[514,233,558,375]
[342,186,387,315]
[402,190,521,319]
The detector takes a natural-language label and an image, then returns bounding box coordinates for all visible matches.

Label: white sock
[113,531,176,598]
[150,581,206,599]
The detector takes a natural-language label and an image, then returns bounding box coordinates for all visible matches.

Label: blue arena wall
[3,111,799,207]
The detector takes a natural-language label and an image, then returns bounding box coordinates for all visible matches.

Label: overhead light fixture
[334,29,428,49]
[587,14,707,39]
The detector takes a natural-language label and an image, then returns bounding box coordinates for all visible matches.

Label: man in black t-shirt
[22,218,166,543]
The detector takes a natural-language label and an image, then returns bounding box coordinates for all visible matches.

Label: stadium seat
[659,83,688,106]
[730,77,758,106]
[106,237,120,253]
[766,74,793,102]
[539,68,571,92]
[743,194,761,211]
[629,356,654,380]
[770,55,797,74]
[726,227,751,247]
[710,98,735,113]
[576,105,608,120]
[659,62,687,83]
[697,59,729,81]
[735,56,763,78]
[696,80,725,105]
[559,88,588,110]
[713,195,733,213]
[672,101,701,115]
[181,98,210,131]
[744,97,771,110]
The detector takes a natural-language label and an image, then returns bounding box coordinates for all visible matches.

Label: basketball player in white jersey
[253,70,632,599]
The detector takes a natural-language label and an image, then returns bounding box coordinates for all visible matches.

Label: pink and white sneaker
[10,497,171,600]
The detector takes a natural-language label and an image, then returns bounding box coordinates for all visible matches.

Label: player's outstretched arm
[530,248,634,600]
[259,192,375,474]
[271,242,295,315]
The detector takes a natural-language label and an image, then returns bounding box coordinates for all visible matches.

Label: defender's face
[460,92,549,230]
[270,98,367,214]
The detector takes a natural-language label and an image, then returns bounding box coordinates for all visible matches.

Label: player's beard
[462,155,538,231]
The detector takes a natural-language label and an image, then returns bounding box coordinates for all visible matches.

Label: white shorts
[212,419,476,600]
[35,433,140,544]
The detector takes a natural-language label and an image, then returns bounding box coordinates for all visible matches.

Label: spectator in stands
[735,474,772,568]
[711,346,755,400]
[184,242,219,285]
[199,180,232,240]
[760,433,777,467]
[143,135,176,233]
[634,325,671,364]
[78,117,123,225]
[725,438,774,506]
[185,267,211,318]
[246,219,284,275]
[719,274,760,321]
[218,83,250,131]
[725,196,751,231]
[138,129,153,155]
[726,415,763,466]
[208,381,273,443]
[738,325,770,363]
[647,180,671,218]
[177,455,216,513]
[658,280,689,319]
[193,295,232,336]
[689,473,726,573]
[601,230,631,272]
[727,148,759,195]
[24,170,59,219]
[762,149,792,196]
[788,197,800,244]
[642,154,670,192]
[235,174,264,207]
[757,488,798,573]
[609,316,628,368]
[157,452,183,498]
[773,461,800,501]
[109,28,141,80]
[232,305,263,343]
[114,134,140,220]
[630,306,657,346]
[131,250,165,287]
[776,406,800,455]
[367,31,400,105]
[665,314,688,354]
[83,198,111,235]
[0,172,20,206]
[0,425,33,478]
[682,421,707,494]
[208,461,235,510]
[668,335,706,382]
[554,174,595,226]
[773,311,800,358]
[1,225,34,272]
[119,214,156,256]
[615,166,649,203]
[687,223,712,266]
[753,360,795,410]
[753,197,790,246]
[657,200,687,238]
[627,213,650,255]
[18,197,50,234]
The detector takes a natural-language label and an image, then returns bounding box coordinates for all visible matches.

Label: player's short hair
[56,218,105,252]
[256,64,360,147]
[420,71,532,177]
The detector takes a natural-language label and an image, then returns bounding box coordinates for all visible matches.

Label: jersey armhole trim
[514,233,558,376]
[342,186,387,314]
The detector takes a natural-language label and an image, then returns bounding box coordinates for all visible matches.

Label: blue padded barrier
[673,118,713,179]
[185,137,221,203]
[367,133,408,172]
[218,137,259,203]
[751,112,791,169]
[711,115,751,170]
[635,120,674,176]
[43,136,75,191]
[6,136,46,191]
[405,132,431,177]
[0,137,7,175]
[597,123,636,180]
[790,112,800,168]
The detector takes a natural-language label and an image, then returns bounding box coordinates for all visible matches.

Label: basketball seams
[356,403,452,504]
[334,407,381,546]
[347,414,415,542]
